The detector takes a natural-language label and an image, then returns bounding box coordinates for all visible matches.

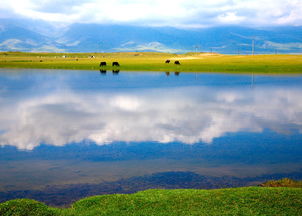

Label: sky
[1,0,302,27]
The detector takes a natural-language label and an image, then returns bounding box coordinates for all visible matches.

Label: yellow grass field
[1,52,302,73]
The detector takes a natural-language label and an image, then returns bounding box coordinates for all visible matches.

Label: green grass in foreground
[1,187,302,216]
[0,52,302,73]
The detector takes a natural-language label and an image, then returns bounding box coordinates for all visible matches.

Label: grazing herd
[100,60,180,67]
[112,62,120,66]
[99,59,181,76]
[165,60,181,65]
[100,62,106,66]
[100,61,120,67]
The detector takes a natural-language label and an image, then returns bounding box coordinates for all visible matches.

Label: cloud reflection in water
[0,86,302,150]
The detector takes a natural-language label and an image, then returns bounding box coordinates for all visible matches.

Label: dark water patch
[1,171,302,207]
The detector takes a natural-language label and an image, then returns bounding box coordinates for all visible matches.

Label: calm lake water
[0,69,302,206]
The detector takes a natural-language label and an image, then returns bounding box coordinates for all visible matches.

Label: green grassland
[1,52,302,73]
[1,187,302,216]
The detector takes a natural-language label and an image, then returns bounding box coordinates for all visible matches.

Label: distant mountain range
[1,18,302,53]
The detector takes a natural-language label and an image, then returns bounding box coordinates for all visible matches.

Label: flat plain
[1,52,302,73]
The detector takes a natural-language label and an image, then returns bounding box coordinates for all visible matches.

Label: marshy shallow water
[0,69,302,206]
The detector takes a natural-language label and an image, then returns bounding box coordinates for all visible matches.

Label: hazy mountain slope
[61,24,302,53]
[1,18,302,53]
[0,20,65,52]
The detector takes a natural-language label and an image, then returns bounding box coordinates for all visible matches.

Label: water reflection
[0,69,302,204]
[0,71,301,150]
[100,69,107,74]
[112,69,120,75]
[99,69,120,75]
[165,72,181,76]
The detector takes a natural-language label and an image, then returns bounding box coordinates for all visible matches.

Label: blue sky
[1,0,302,27]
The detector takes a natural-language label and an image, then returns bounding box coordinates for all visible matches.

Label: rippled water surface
[0,69,302,205]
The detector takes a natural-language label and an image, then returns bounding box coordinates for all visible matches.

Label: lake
[0,69,302,206]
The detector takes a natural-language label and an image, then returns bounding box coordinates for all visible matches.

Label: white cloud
[217,12,245,24]
[1,0,302,27]
[0,86,302,150]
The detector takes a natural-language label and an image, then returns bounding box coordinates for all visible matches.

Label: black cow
[174,60,181,65]
[165,60,170,63]
[100,62,107,67]
[175,72,180,76]
[100,69,107,74]
[112,69,120,75]
[112,62,120,66]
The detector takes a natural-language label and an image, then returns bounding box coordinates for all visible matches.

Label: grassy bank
[1,187,302,215]
[1,52,302,73]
